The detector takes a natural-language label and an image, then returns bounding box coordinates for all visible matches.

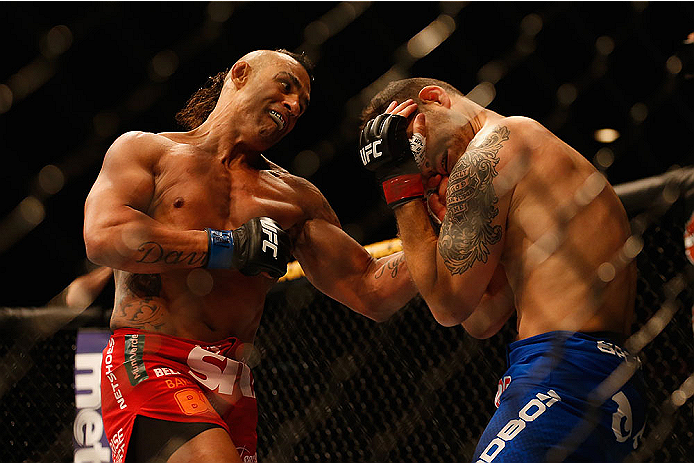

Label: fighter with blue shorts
[473,331,646,463]
[358,77,646,462]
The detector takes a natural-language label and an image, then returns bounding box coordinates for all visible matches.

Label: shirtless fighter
[358,78,646,462]
[84,50,417,463]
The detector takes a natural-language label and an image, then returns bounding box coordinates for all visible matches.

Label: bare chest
[149,155,304,232]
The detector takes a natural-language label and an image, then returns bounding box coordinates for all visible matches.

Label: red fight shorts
[101,328,257,463]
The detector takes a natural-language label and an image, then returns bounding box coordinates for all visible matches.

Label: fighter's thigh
[167,427,242,463]
[473,387,564,462]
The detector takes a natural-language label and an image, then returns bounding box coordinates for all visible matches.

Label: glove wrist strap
[382,174,425,208]
[206,228,234,268]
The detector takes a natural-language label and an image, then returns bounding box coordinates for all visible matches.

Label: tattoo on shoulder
[438,126,509,275]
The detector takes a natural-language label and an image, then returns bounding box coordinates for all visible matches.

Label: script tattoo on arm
[374,253,406,279]
[136,241,207,266]
[438,126,509,275]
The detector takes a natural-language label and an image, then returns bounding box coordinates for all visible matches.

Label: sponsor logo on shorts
[494,376,512,408]
[109,427,126,463]
[187,345,256,398]
[103,338,127,410]
[476,389,561,462]
[596,340,642,368]
[124,334,149,386]
[173,387,211,415]
[237,446,257,463]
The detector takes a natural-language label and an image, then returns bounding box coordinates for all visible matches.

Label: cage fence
[0,168,692,463]
[1,3,694,462]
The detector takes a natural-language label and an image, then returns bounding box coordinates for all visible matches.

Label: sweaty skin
[85,51,416,345]
[387,91,635,340]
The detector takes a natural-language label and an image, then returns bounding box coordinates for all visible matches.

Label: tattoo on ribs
[115,298,166,330]
[438,126,509,274]
[114,274,166,330]
[126,274,162,297]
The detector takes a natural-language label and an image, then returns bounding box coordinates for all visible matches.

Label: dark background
[1,1,693,308]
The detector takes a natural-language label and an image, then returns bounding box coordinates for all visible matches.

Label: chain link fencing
[1,169,692,462]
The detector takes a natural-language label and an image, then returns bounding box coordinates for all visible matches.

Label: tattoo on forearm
[438,126,508,275]
[375,253,406,279]
[137,241,207,266]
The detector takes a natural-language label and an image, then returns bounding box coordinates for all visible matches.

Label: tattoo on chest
[438,126,509,275]
[375,253,406,279]
[136,241,207,266]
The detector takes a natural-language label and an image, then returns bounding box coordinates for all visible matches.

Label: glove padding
[359,113,419,181]
[206,217,291,278]
[359,113,424,208]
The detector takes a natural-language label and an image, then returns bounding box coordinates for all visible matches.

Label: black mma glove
[205,217,291,279]
[359,113,424,208]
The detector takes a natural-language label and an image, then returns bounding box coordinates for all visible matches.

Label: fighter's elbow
[365,310,394,323]
[84,234,113,267]
[84,232,104,263]
[84,225,129,268]
[464,324,501,340]
[421,288,474,327]
[358,297,408,323]
[427,300,474,327]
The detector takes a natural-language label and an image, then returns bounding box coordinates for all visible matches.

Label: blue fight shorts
[472,331,646,463]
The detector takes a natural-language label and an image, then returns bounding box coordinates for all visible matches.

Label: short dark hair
[360,78,464,129]
[175,49,315,130]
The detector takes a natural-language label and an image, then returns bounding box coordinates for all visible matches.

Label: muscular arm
[461,263,515,338]
[84,132,209,273]
[291,187,418,322]
[394,126,514,326]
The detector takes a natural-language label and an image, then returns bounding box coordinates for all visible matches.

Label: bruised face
[234,52,311,150]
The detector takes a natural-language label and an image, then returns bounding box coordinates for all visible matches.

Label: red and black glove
[359,113,424,209]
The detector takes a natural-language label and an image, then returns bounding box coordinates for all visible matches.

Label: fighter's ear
[418,85,452,109]
[229,60,251,88]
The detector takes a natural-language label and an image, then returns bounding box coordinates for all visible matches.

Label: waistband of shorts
[111,328,239,349]
[507,330,627,365]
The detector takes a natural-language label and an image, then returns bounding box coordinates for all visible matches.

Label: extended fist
[206,217,291,279]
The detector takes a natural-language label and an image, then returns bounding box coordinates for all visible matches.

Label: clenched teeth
[269,110,286,130]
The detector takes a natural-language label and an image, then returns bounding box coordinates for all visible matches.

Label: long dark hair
[175,69,228,130]
[175,49,314,130]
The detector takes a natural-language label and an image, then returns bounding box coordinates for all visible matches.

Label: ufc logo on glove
[260,219,279,258]
[360,139,382,166]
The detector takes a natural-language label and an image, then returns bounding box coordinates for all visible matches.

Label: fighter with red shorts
[101,329,258,462]
[84,50,417,462]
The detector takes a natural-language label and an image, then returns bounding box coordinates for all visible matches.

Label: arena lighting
[594,128,620,143]
[0,25,72,115]
[406,14,456,59]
